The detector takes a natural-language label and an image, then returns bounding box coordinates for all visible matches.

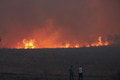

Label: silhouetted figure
[69,65,74,80]
[78,66,83,80]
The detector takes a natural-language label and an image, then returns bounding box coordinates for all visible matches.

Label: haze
[0,0,120,48]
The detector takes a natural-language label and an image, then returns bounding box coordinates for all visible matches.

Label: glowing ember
[16,36,109,49]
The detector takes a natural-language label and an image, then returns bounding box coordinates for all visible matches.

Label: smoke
[0,0,120,48]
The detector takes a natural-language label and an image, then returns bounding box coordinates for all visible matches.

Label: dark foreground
[0,46,120,80]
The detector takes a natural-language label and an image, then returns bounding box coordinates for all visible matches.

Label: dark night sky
[0,0,120,47]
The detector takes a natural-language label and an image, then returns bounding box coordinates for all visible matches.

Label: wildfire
[60,36,109,48]
[17,39,36,49]
[90,36,109,47]
[75,44,79,48]
[16,36,109,49]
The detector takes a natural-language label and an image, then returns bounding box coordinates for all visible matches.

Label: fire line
[16,36,109,49]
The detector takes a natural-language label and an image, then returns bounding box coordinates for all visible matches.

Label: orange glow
[17,39,36,49]
[16,36,109,49]
[91,36,109,47]
[75,44,79,48]
[58,36,109,48]
[65,43,70,48]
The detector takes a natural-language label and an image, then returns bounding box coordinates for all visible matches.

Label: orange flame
[16,36,109,49]
[60,36,109,48]
[91,36,109,47]
[17,39,36,49]
[75,44,79,48]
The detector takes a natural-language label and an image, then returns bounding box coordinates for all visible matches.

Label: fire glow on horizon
[16,36,109,49]
[0,0,120,49]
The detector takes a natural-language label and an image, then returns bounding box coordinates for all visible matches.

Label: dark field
[0,47,120,80]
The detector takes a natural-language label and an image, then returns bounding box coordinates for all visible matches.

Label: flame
[75,44,79,48]
[23,39,36,49]
[60,36,109,48]
[65,43,70,48]
[17,39,36,49]
[91,36,109,47]
[16,36,109,49]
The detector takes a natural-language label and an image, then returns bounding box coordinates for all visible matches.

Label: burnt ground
[0,46,120,80]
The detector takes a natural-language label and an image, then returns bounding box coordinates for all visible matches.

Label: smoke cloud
[0,0,120,48]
